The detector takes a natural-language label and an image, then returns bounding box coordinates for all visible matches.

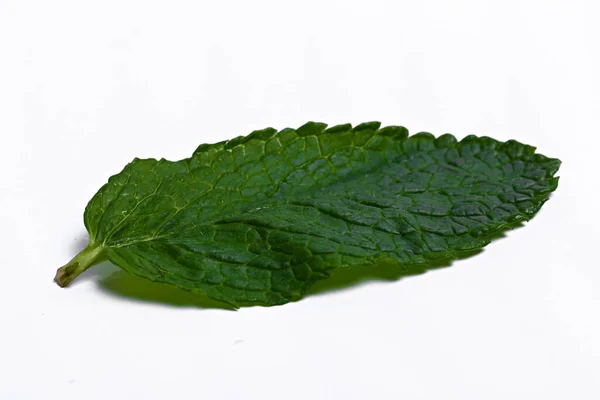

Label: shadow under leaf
[88,222,524,309]
[85,263,235,310]
[306,249,483,297]
[308,222,524,296]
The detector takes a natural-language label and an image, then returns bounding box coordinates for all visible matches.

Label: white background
[1,0,599,399]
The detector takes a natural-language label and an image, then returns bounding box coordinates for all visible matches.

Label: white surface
[1,1,599,399]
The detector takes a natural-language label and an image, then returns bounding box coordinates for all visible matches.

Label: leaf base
[54,243,107,287]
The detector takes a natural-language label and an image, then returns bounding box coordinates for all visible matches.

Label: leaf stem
[54,243,107,287]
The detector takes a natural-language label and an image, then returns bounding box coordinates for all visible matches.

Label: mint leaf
[55,122,561,307]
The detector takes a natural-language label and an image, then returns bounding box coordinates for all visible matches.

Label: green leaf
[55,122,561,307]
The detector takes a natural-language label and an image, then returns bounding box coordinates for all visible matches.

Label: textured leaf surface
[70,122,560,306]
